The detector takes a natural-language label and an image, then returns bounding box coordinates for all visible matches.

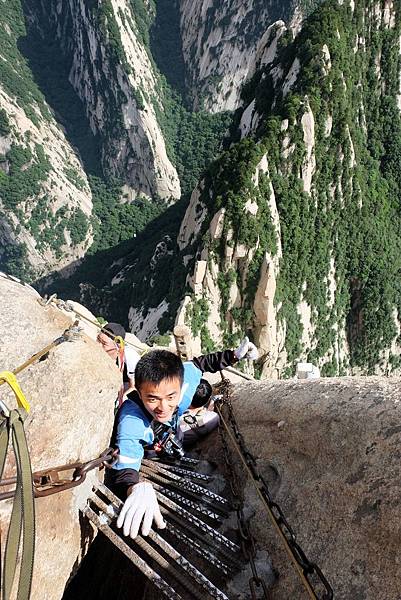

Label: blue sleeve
[114,403,153,471]
[115,413,144,471]
[178,362,203,416]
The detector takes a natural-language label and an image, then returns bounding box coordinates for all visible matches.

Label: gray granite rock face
[230,377,401,600]
[0,277,120,600]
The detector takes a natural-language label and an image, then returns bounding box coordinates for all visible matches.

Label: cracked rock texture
[231,377,401,600]
[0,277,119,600]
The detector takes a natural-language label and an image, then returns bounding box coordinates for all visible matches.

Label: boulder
[0,276,120,600]
[230,377,401,600]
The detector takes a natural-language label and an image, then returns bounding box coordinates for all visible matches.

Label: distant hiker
[97,322,141,407]
[106,338,258,539]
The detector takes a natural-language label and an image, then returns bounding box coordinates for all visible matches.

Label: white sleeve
[124,347,141,378]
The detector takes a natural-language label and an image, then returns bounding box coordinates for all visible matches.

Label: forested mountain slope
[1,0,400,378]
[0,0,229,278]
[0,1,94,277]
[177,0,314,111]
[104,0,401,377]
[173,0,401,377]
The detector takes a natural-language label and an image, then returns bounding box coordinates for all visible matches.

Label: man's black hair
[135,350,184,390]
[102,322,126,340]
[191,379,212,408]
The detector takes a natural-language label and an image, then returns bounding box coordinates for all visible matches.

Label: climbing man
[105,337,258,539]
[97,322,141,407]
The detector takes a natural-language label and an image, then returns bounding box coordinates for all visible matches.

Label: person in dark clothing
[178,379,220,446]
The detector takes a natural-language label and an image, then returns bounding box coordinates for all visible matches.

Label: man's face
[138,377,182,423]
[97,332,118,359]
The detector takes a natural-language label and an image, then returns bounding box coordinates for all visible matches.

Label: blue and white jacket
[105,350,235,498]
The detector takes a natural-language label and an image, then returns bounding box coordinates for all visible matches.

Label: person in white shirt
[97,322,141,407]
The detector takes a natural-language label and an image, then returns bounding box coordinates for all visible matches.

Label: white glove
[234,336,259,361]
[116,482,166,538]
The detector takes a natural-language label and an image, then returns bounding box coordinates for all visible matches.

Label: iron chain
[0,447,117,500]
[217,383,271,599]
[216,377,333,600]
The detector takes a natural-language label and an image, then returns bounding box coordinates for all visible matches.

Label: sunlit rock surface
[0,277,119,600]
[231,377,401,600]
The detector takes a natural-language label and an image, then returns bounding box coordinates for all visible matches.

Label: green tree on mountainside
[196,0,401,373]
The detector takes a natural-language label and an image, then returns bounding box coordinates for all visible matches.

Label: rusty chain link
[217,390,272,599]
[215,377,333,600]
[0,447,117,500]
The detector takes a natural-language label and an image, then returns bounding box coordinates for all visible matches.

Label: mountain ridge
[1,0,401,378]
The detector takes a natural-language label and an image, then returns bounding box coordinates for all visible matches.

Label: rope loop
[0,371,30,414]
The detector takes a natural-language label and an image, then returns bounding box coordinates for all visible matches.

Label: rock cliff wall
[0,0,181,281]
[178,0,302,111]
[0,0,95,278]
[0,276,120,599]
[172,0,401,378]
[25,0,181,200]
[230,376,401,599]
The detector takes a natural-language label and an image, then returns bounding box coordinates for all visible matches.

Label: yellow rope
[0,371,31,413]
[114,336,125,350]
[0,325,81,395]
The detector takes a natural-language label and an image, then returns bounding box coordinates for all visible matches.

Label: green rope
[0,409,35,600]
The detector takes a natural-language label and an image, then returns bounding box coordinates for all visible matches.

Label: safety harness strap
[0,372,35,600]
[183,411,205,429]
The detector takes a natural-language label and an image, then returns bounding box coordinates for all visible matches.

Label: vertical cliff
[178,0,314,112]
[23,0,181,201]
[173,0,401,377]
[9,0,400,380]
[0,0,182,281]
[0,276,119,600]
[0,1,94,278]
